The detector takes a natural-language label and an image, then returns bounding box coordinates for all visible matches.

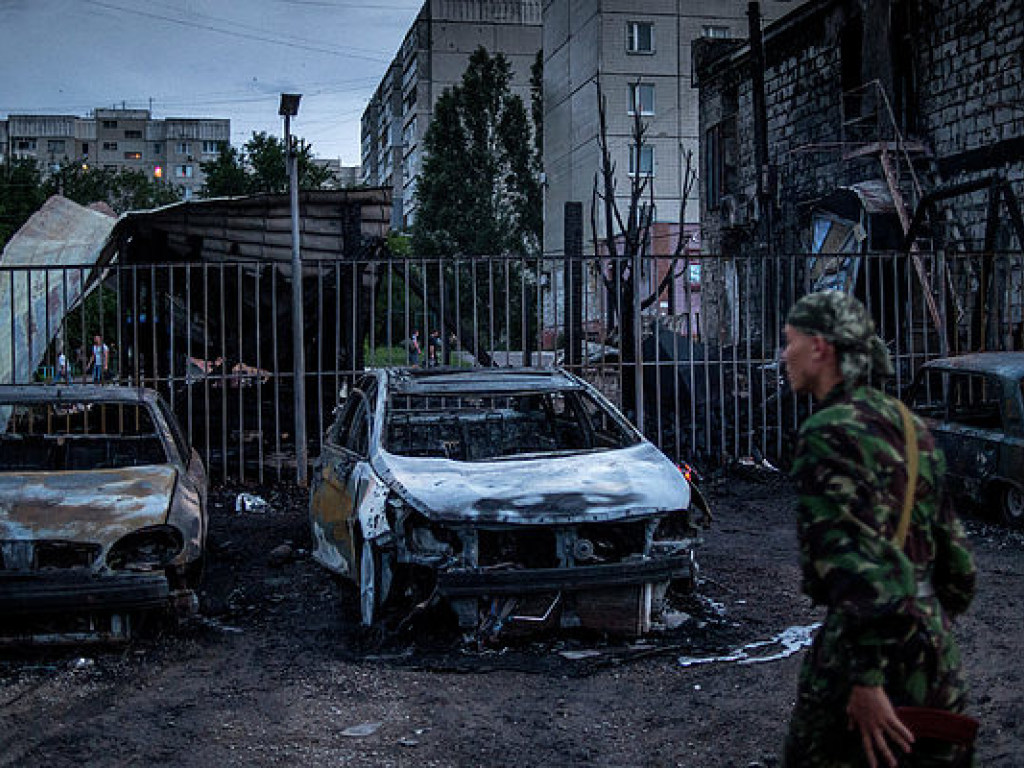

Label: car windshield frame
[381,383,641,462]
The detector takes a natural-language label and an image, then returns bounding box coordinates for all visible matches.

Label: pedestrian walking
[408,329,422,367]
[56,350,70,384]
[780,291,976,768]
[87,334,109,383]
[428,329,442,367]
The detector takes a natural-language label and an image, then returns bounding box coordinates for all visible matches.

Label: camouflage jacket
[791,384,976,687]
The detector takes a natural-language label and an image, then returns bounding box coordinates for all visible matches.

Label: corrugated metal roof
[0,196,117,385]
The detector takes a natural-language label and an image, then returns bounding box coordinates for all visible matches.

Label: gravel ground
[0,470,1020,767]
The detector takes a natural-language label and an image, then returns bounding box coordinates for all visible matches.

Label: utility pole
[279,93,307,487]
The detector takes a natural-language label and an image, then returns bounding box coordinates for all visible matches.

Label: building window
[176,141,191,155]
[626,21,654,53]
[704,120,736,209]
[628,144,654,176]
[124,151,142,160]
[703,25,731,39]
[102,120,118,129]
[175,165,194,178]
[103,142,118,151]
[46,139,66,153]
[202,140,219,154]
[152,143,163,154]
[16,139,37,151]
[124,129,142,139]
[628,83,655,115]
[81,142,90,156]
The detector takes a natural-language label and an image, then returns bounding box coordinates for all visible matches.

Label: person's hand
[846,685,915,768]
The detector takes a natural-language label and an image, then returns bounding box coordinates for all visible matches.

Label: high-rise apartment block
[2,108,231,200]
[361,0,542,228]
[542,0,794,256]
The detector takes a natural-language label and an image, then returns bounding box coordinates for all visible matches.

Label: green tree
[0,159,47,251]
[412,47,541,257]
[199,144,251,197]
[201,133,332,197]
[46,163,182,214]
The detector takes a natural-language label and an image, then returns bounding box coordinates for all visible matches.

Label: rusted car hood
[0,466,177,547]
[376,442,689,524]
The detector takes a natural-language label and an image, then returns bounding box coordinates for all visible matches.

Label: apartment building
[542,0,794,257]
[2,109,231,200]
[361,0,542,228]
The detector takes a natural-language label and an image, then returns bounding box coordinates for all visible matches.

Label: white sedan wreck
[310,368,710,638]
[0,386,207,643]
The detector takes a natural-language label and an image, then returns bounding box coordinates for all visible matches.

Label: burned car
[310,368,710,637]
[906,353,1024,527]
[0,386,208,642]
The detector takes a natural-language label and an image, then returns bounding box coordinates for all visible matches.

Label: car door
[310,383,374,578]
[928,370,1003,501]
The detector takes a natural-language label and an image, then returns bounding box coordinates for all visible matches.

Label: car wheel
[1001,484,1024,527]
[359,541,382,626]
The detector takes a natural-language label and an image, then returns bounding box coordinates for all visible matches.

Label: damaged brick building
[694,0,1024,357]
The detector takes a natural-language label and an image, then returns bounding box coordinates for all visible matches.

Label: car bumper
[0,570,172,615]
[436,552,696,597]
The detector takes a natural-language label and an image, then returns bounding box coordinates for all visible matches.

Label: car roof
[382,367,584,396]
[920,352,1024,379]
[0,384,160,405]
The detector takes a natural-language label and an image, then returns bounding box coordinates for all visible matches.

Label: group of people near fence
[407,329,454,367]
[49,334,110,384]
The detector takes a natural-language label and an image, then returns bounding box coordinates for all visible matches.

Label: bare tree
[590,77,698,425]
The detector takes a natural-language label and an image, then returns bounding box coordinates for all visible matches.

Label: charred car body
[310,368,710,637]
[906,353,1024,527]
[0,386,208,643]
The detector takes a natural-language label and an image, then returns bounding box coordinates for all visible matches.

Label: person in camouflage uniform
[780,291,976,768]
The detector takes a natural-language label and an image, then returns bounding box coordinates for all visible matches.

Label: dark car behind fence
[2,249,1023,481]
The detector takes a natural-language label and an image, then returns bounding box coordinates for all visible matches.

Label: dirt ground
[0,471,1021,768]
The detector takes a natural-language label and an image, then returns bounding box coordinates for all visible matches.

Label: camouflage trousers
[782,609,971,767]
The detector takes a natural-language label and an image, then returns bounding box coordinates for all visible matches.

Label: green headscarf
[786,291,894,387]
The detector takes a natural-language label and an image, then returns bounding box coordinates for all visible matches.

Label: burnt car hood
[376,442,690,525]
[0,465,177,547]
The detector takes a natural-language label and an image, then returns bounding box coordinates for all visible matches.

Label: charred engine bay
[0,476,1021,767]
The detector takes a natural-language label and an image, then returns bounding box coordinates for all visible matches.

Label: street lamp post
[280,93,307,486]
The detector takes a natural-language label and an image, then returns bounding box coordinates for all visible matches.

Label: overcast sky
[0,0,423,164]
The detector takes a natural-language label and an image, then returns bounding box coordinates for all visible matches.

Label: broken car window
[0,401,168,471]
[947,373,1002,430]
[383,389,638,461]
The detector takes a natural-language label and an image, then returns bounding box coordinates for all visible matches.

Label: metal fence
[2,249,1021,481]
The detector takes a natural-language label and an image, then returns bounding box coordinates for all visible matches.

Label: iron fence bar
[316,260,324,460]
[150,264,158,388]
[218,263,228,481]
[272,265,281,483]
[185,264,194,464]
[255,265,264,485]
[201,263,211,478]
[488,259,495,367]
[237,263,245,483]
[168,265,176,414]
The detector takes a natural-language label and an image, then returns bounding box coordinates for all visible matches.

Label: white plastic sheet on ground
[678,623,819,668]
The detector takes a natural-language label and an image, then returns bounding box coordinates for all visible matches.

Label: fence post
[563,202,583,368]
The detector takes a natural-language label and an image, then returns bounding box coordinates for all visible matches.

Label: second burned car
[310,367,710,637]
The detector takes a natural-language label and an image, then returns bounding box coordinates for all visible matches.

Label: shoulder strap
[894,399,919,549]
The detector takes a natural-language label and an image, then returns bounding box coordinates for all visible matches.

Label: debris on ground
[235,493,271,513]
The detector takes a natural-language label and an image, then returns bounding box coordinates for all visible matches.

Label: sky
[0,0,423,165]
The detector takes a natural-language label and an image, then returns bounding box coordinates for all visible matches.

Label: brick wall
[696,0,1024,344]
